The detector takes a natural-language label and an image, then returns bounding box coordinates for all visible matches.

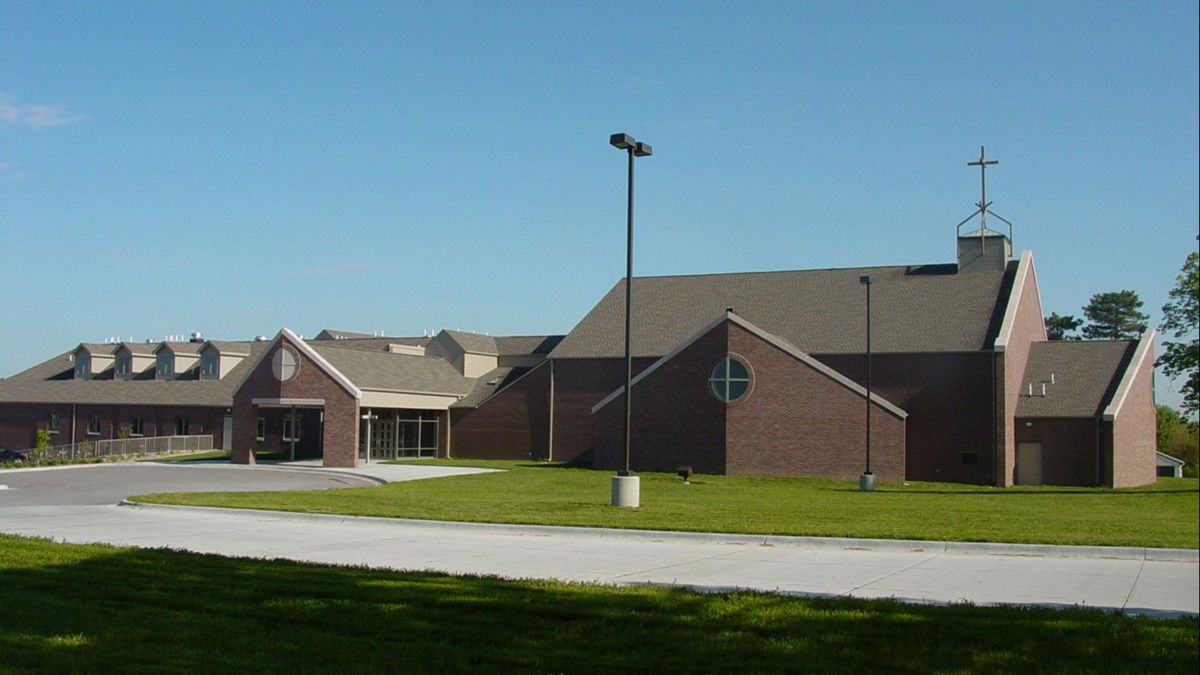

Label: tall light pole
[609,132,651,508]
[859,275,875,492]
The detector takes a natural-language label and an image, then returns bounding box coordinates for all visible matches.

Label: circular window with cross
[708,355,752,403]
[272,346,301,382]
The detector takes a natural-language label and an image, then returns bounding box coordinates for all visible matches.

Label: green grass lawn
[134,460,1200,549]
[0,534,1194,674]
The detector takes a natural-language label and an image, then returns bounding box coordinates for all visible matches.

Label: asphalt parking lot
[0,463,377,506]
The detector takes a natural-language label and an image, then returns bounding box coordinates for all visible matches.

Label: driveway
[0,462,378,506]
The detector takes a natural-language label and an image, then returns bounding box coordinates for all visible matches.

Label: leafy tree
[1156,404,1184,450]
[33,429,53,462]
[1158,250,1198,416]
[1081,290,1148,340]
[1045,313,1083,340]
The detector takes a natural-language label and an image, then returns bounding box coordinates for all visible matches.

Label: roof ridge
[627,263,945,281]
[308,341,449,362]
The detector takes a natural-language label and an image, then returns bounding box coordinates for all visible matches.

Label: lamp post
[609,132,651,508]
[859,275,875,491]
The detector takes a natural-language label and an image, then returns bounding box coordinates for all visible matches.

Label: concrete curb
[134,462,391,486]
[116,500,1199,563]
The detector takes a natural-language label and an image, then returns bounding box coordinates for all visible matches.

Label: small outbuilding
[1156,451,1185,478]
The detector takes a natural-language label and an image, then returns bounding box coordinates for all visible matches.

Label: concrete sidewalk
[3,500,1196,618]
[250,459,502,483]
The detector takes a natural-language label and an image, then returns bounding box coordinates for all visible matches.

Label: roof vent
[190,331,204,343]
[255,335,269,342]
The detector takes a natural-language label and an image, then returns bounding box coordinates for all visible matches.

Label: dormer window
[115,355,131,377]
[200,352,219,379]
[74,355,91,379]
[156,353,174,378]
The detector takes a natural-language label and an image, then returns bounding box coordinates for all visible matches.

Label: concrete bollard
[611,474,640,508]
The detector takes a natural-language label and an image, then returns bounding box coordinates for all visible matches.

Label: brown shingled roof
[308,343,473,395]
[442,330,498,355]
[494,335,564,356]
[551,263,1013,358]
[0,342,270,406]
[1015,340,1136,418]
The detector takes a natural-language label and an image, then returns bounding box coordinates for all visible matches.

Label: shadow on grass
[0,536,1195,673]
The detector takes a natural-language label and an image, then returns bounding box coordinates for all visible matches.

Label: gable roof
[309,336,432,352]
[74,343,118,357]
[0,342,270,406]
[153,341,205,356]
[551,262,1013,359]
[441,329,499,356]
[117,342,158,356]
[1015,340,1137,418]
[313,329,377,340]
[1156,451,1185,468]
[592,311,907,418]
[201,340,253,356]
[308,343,472,395]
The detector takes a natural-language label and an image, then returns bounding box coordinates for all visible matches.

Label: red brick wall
[450,361,551,460]
[0,403,225,451]
[726,323,905,481]
[815,352,994,484]
[1015,417,1100,486]
[0,404,69,450]
[232,337,359,467]
[549,357,657,464]
[997,256,1047,486]
[592,320,906,480]
[1110,341,1157,487]
[593,324,728,474]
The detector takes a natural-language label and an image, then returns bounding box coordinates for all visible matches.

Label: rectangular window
[283,415,301,442]
[130,416,144,436]
[87,415,102,435]
[115,356,131,376]
[200,353,219,379]
[174,417,189,436]
[961,451,979,466]
[256,417,266,442]
[75,357,90,379]
[157,354,173,378]
[48,413,60,434]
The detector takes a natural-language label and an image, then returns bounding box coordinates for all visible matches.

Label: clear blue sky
[2,2,1197,407]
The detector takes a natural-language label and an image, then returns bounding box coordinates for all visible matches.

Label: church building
[0,218,1157,488]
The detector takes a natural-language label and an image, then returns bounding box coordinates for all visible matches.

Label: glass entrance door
[365,410,439,459]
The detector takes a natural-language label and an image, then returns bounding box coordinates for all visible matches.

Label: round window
[271,346,300,382]
[708,356,751,403]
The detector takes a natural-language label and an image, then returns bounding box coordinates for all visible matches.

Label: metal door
[1016,442,1042,485]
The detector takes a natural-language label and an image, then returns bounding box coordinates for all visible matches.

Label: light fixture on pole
[609,132,651,508]
[859,275,875,491]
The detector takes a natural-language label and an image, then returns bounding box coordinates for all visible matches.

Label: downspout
[71,403,77,446]
[1095,416,1102,487]
[547,358,555,462]
[445,409,452,459]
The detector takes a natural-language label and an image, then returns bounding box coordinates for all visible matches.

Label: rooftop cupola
[955,146,1013,273]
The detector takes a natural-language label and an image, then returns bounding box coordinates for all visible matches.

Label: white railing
[7,434,215,465]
